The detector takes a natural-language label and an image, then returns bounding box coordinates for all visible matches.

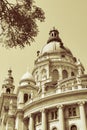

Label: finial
[53,26,56,30]
[8,67,12,77]
[37,50,40,56]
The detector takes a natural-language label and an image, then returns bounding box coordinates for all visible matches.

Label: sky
[0,0,87,92]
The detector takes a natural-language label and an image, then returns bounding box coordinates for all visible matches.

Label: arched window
[41,69,47,80]
[6,88,10,93]
[71,72,75,76]
[52,69,59,81]
[24,93,28,103]
[71,125,77,130]
[52,127,57,130]
[62,70,68,79]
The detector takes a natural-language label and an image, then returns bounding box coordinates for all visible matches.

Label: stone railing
[58,75,87,93]
[24,75,87,105]
[44,75,87,97]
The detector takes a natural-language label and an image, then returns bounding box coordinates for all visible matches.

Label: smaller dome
[19,71,36,87]
[20,71,35,82]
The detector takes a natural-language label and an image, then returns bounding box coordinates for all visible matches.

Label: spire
[47,27,62,45]
[4,68,14,85]
[2,68,15,94]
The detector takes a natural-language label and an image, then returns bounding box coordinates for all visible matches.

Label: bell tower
[2,68,15,94]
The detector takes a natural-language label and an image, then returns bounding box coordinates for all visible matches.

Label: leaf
[0,0,45,48]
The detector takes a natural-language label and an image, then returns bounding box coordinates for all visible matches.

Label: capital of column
[78,101,85,106]
[28,113,34,118]
[17,112,23,119]
[57,104,64,109]
[40,108,46,113]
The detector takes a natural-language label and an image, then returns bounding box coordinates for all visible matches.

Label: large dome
[40,28,73,56]
[41,41,72,56]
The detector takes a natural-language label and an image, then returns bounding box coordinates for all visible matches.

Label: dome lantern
[47,27,62,44]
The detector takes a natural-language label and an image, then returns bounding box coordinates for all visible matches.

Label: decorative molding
[56,104,64,109]
[28,113,34,118]
[40,108,46,113]
[77,101,85,106]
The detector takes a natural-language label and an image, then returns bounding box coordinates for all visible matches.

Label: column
[42,109,47,130]
[78,101,87,130]
[42,84,46,98]
[23,118,29,130]
[56,81,62,93]
[6,116,15,130]
[15,111,24,130]
[58,105,65,130]
[29,114,34,130]
[59,67,62,80]
[76,77,82,89]
[1,118,6,130]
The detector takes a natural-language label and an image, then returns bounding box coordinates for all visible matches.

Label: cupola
[2,68,15,94]
[19,71,36,87]
[47,27,62,44]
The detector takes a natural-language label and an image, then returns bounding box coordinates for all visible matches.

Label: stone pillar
[42,84,46,98]
[29,114,34,130]
[23,118,29,130]
[56,81,62,93]
[78,101,87,130]
[42,109,47,130]
[76,76,82,89]
[1,118,6,130]
[59,67,62,80]
[15,111,24,130]
[6,116,15,130]
[58,105,65,130]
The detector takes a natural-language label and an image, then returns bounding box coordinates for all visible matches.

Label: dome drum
[19,78,36,85]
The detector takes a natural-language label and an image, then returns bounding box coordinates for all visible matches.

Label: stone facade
[0,28,87,130]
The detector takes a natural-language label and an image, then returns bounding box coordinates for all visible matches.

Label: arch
[6,88,10,93]
[62,69,68,79]
[71,72,75,76]
[71,125,77,130]
[52,32,54,37]
[24,93,28,103]
[52,69,59,81]
[52,127,57,130]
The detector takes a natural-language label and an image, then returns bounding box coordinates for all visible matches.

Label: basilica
[0,28,87,130]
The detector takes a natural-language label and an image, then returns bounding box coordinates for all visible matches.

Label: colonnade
[15,101,87,130]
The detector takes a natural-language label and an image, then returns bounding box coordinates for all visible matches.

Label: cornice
[23,88,87,112]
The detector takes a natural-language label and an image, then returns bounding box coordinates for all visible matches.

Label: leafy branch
[0,0,45,48]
